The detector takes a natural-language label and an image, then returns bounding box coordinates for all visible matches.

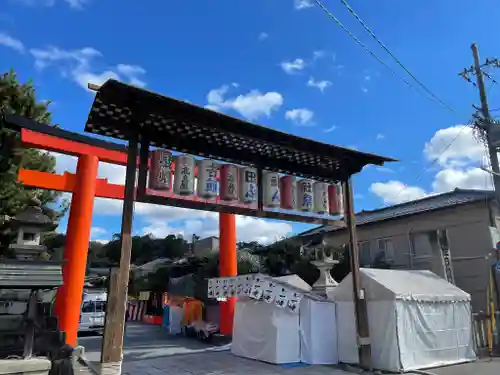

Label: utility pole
[460,44,500,202]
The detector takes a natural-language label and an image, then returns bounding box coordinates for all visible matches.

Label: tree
[102,233,190,265]
[0,70,68,253]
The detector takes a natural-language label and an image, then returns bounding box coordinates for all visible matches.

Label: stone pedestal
[311,261,338,297]
[0,358,51,375]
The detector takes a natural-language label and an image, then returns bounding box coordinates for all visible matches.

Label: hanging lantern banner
[313,182,329,214]
[239,167,258,204]
[197,159,218,199]
[336,183,344,215]
[263,171,280,208]
[280,175,296,210]
[297,179,314,212]
[220,164,239,201]
[173,154,195,196]
[149,149,173,190]
[328,184,341,215]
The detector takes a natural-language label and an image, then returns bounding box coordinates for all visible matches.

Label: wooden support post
[101,139,138,374]
[342,178,372,370]
[137,138,149,198]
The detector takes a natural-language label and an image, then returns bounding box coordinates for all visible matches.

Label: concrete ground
[429,358,500,375]
[77,323,500,375]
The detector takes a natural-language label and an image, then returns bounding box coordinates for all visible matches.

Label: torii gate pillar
[54,155,99,346]
[218,213,237,335]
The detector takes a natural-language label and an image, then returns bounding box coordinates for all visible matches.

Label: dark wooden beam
[343,178,372,370]
[101,138,138,368]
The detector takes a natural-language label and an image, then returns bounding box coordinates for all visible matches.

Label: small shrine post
[83,79,395,373]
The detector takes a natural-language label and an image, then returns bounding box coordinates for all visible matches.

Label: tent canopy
[330,268,470,302]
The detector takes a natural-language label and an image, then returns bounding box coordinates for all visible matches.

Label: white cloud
[370,124,493,205]
[323,125,337,133]
[376,133,385,140]
[258,32,269,41]
[280,58,306,74]
[29,46,147,91]
[0,32,25,53]
[361,87,368,93]
[90,226,109,243]
[313,50,326,60]
[375,167,394,174]
[285,108,314,126]
[90,226,107,236]
[142,215,292,245]
[294,0,314,10]
[10,0,55,6]
[433,167,491,193]
[50,153,292,244]
[116,64,147,87]
[423,125,484,168]
[64,0,89,9]
[370,181,427,205]
[205,84,283,120]
[11,0,88,9]
[307,77,332,92]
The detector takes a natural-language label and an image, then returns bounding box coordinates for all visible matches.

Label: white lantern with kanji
[297,179,314,212]
[313,182,329,214]
[173,154,195,196]
[197,159,218,199]
[239,167,258,204]
[263,171,280,208]
[148,149,173,191]
[220,164,239,201]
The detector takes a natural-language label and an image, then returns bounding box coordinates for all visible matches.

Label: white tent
[329,268,475,372]
[231,275,338,365]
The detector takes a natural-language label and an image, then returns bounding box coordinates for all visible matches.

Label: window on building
[377,238,395,264]
[23,232,35,242]
[410,231,438,257]
[358,241,372,266]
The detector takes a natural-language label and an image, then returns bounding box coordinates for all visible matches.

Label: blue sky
[1,0,500,244]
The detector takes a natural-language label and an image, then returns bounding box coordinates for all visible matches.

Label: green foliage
[0,69,67,253]
[104,233,189,265]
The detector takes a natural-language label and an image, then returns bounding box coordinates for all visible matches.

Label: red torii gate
[13,123,238,346]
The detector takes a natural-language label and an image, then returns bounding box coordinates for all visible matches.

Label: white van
[79,291,107,333]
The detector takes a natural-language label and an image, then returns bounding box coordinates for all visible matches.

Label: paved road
[430,358,500,375]
[78,322,229,364]
[77,323,500,375]
[77,323,350,375]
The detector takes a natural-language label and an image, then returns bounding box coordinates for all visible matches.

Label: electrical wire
[309,1,478,207]
[337,0,456,113]
[310,2,425,102]
[312,0,457,113]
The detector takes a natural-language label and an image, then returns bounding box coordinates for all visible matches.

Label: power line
[336,0,456,113]
[312,0,457,113]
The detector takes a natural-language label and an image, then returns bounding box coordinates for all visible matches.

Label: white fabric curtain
[396,300,476,371]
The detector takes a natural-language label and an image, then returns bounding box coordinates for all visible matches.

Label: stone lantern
[302,238,340,297]
[5,198,58,260]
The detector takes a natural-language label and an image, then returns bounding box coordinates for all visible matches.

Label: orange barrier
[183,299,203,325]
[143,315,163,325]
